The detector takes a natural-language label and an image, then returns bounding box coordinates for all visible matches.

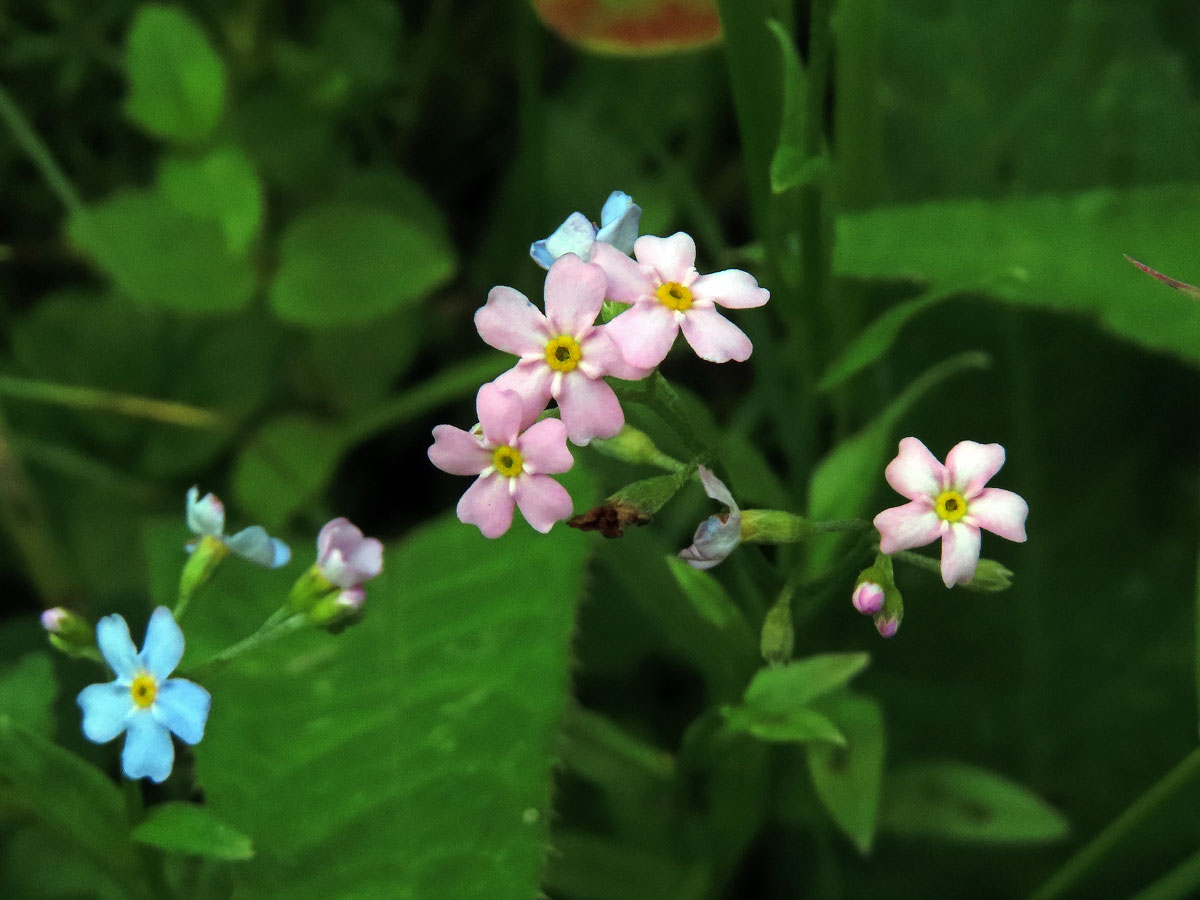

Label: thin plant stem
[0,82,83,212]
[1129,848,1200,900]
[187,612,307,678]
[0,375,231,429]
[1028,747,1200,900]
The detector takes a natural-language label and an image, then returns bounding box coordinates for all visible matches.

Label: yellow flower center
[492,445,524,478]
[656,281,693,311]
[935,490,968,523]
[130,672,158,709]
[544,335,582,372]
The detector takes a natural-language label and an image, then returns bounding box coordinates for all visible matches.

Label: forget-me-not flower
[187,486,291,568]
[530,191,641,269]
[77,607,211,783]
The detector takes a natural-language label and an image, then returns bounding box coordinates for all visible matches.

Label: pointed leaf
[806,693,885,854]
[722,704,846,746]
[133,802,254,860]
[744,653,871,713]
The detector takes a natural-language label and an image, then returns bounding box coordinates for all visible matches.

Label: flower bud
[589,425,683,472]
[874,613,900,639]
[739,509,815,544]
[760,595,794,667]
[288,563,338,614]
[41,607,97,659]
[963,558,1014,592]
[308,586,366,632]
[851,580,885,616]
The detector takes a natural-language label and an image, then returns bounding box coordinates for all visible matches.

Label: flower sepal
[964,558,1015,592]
[307,587,366,633]
[760,594,794,667]
[41,608,100,661]
[739,510,815,544]
[288,563,338,614]
[178,534,231,612]
[590,425,684,472]
[568,466,693,539]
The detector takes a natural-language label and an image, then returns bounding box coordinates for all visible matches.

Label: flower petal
[596,191,641,254]
[679,512,741,570]
[457,473,516,539]
[95,614,139,680]
[946,441,1006,497]
[225,527,291,568]
[679,306,753,363]
[153,679,211,745]
[556,373,624,445]
[140,607,184,680]
[634,232,696,283]
[77,682,132,744]
[940,522,982,587]
[185,486,225,537]
[873,501,941,554]
[545,254,607,336]
[517,419,573,474]
[317,517,356,562]
[590,242,653,302]
[529,211,596,270]
[492,363,555,425]
[884,437,945,501]
[121,713,174,783]
[475,286,549,356]
[428,424,491,476]
[968,488,1028,542]
[604,302,679,369]
[514,474,573,533]
[690,268,770,309]
[578,329,652,381]
[476,383,525,447]
[697,466,738,511]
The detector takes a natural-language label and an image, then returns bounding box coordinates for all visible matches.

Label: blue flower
[76,607,211,783]
[679,467,742,570]
[530,190,641,269]
[187,486,291,568]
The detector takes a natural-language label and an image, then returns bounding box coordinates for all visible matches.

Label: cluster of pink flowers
[429,194,770,538]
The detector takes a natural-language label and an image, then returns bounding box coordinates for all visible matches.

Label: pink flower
[428,384,574,538]
[317,518,383,589]
[873,438,1029,588]
[475,254,647,446]
[590,232,769,368]
[851,582,885,615]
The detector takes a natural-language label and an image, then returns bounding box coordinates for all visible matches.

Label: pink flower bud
[852,582,885,616]
[874,614,900,639]
[40,607,68,633]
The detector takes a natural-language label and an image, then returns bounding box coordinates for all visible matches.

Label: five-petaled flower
[76,607,210,783]
[679,466,742,570]
[428,383,575,538]
[530,190,641,269]
[477,254,647,445]
[873,438,1028,588]
[317,517,384,601]
[187,486,291,568]
[591,232,770,368]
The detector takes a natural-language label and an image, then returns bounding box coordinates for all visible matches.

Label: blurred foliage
[0,0,1197,898]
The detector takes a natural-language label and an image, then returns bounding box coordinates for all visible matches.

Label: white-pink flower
[590,232,769,368]
[873,438,1028,588]
[317,518,383,590]
[428,383,574,538]
[475,254,647,446]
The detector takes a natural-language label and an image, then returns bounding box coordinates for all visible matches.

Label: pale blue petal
[121,714,174,783]
[226,526,291,568]
[530,212,596,269]
[153,679,211,745]
[185,486,225,537]
[95,614,139,679]
[77,682,132,744]
[140,607,184,680]
[596,191,641,255]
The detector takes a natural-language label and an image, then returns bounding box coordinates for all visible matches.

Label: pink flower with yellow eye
[873,438,1028,588]
[590,232,769,369]
[475,254,647,446]
[428,384,574,538]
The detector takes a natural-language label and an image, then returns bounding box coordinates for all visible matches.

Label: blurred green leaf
[664,556,756,654]
[722,703,845,745]
[132,802,254,860]
[159,143,263,255]
[0,653,55,737]
[0,717,150,898]
[68,190,256,313]
[766,20,815,195]
[880,760,1070,843]
[193,515,591,899]
[806,692,885,854]
[744,653,871,712]
[269,202,455,326]
[124,5,226,143]
[544,830,709,900]
[835,186,1200,367]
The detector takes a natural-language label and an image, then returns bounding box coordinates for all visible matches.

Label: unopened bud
[964,559,1014,592]
[41,607,97,659]
[760,595,794,667]
[739,509,815,544]
[852,581,885,615]
[874,613,900,639]
[288,563,338,614]
[590,425,684,472]
[308,586,366,632]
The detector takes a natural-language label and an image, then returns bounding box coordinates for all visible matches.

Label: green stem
[0,82,82,212]
[1028,747,1200,900]
[0,375,230,429]
[187,612,306,678]
[1129,848,1200,900]
[1195,464,1200,733]
[614,371,710,460]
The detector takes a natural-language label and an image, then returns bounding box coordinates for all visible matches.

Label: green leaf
[721,704,845,746]
[806,692,885,854]
[743,653,871,713]
[766,19,812,195]
[159,144,264,255]
[880,760,1070,843]
[132,802,254,860]
[0,653,55,737]
[67,190,256,313]
[664,556,755,654]
[193,514,591,899]
[835,186,1200,368]
[269,202,456,327]
[544,830,709,900]
[806,351,989,571]
[0,717,151,898]
[125,5,226,142]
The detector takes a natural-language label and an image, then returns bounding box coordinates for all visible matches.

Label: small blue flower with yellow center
[76,607,210,783]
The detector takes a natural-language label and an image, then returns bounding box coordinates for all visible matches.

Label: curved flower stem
[1028,747,1200,900]
[187,611,306,678]
[612,371,711,461]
